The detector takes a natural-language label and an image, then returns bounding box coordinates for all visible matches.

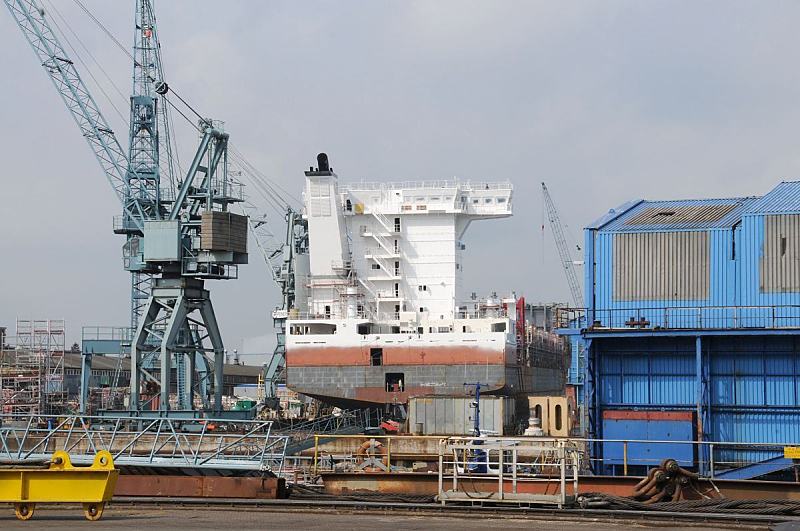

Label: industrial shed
[574,181,800,478]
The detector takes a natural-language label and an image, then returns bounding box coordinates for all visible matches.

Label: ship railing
[286,311,370,321]
[455,307,509,319]
[0,413,288,473]
[341,180,512,192]
[363,245,402,258]
[558,305,800,331]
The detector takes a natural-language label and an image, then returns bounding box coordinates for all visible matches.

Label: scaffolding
[0,319,67,417]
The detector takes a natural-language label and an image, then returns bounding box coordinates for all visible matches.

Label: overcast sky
[2,1,799,354]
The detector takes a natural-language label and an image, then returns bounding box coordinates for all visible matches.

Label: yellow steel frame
[0,450,118,521]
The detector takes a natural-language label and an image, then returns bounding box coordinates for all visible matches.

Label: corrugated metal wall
[596,336,800,464]
[739,214,800,326]
[591,229,735,327]
[407,396,515,435]
[759,214,800,293]
[598,338,695,407]
[613,232,710,301]
[586,191,800,469]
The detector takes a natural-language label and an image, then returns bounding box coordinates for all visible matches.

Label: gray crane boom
[542,182,583,307]
[4,0,144,231]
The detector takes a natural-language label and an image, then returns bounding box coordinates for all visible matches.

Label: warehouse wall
[594,336,800,467]
[589,228,737,327]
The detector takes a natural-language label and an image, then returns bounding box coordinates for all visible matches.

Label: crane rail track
[105,496,800,528]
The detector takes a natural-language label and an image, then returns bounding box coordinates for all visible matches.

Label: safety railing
[558,305,800,331]
[0,414,288,473]
[438,437,580,507]
[81,327,134,343]
[308,433,798,481]
[341,180,512,192]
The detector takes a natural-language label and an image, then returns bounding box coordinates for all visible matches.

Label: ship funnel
[317,153,330,172]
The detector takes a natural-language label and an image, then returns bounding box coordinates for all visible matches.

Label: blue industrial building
[570,181,800,478]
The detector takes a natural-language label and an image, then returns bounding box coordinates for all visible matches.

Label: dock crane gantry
[4,0,247,415]
[248,205,308,410]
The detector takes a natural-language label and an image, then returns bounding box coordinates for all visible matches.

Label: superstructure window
[371,263,381,270]
[385,373,404,392]
[370,348,383,366]
[394,217,401,232]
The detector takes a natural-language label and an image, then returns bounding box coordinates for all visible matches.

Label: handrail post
[313,435,319,475]
[387,436,392,473]
[623,441,629,475]
[709,443,715,479]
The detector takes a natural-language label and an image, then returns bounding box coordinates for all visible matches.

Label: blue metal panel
[713,456,794,480]
[598,339,695,407]
[591,229,739,328]
[576,183,800,475]
[711,410,799,465]
[739,213,800,321]
[586,199,643,230]
[82,339,125,355]
[743,181,800,215]
[567,336,584,385]
[594,335,800,469]
[602,417,695,467]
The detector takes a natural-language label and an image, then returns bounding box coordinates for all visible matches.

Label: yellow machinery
[0,450,118,521]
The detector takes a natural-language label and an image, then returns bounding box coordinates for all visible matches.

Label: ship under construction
[284,154,566,408]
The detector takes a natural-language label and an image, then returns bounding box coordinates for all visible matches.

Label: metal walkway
[0,414,288,473]
[276,409,379,455]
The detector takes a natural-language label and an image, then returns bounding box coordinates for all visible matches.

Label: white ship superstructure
[286,154,563,406]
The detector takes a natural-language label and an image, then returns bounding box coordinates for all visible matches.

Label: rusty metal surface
[115,475,286,499]
[287,345,504,367]
[321,472,800,501]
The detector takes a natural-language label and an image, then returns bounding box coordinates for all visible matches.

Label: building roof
[59,353,262,377]
[590,197,756,232]
[743,181,800,215]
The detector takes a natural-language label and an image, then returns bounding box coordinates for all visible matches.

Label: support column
[129,278,226,416]
[695,335,709,475]
[160,296,187,412]
[199,298,225,412]
[79,350,92,414]
[131,296,161,412]
[182,352,195,410]
[585,338,600,473]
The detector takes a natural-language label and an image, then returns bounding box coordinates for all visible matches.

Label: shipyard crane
[247,204,308,410]
[5,0,245,415]
[542,182,583,308]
